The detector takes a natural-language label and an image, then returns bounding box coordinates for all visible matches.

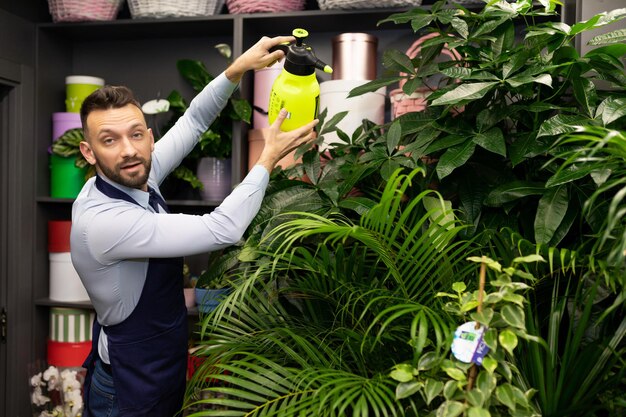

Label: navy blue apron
[82,176,187,417]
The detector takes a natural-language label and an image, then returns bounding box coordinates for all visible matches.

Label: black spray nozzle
[268,28,332,76]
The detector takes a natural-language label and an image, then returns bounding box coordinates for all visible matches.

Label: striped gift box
[49,307,95,342]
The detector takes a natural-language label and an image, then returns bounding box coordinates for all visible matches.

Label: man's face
[80,104,154,191]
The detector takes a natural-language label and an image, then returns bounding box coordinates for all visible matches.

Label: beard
[97,155,152,190]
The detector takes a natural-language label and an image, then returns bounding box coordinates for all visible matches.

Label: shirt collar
[97,172,151,210]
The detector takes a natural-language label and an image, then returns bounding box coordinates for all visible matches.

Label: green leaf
[572,77,597,118]
[500,305,526,329]
[482,357,497,374]
[396,381,421,399]
[534,186,568,244]
[390,363,414,382]
[418,352,440,371]
[466,389,485,408]
[436,141,477,179]
[347,77,402,97]
[484,181,545,206]
[451,17,469,39]
[424,134,467,155]
[231,97,251,123]
[302,147,321,186]
[431,82,498,106]
[502,50,530,79]
[545,164,598,187]
[387,121,402,154]
[506,73,552,88]
[499,330,518,355]
[452,282,467,293]
[424,378,444,405]
[443,366,467,381]
[477,371,496,395]
[496,383,516,411]
[492,20,515,58]
[471,307,494,327]
[411,15,437,33]
[597,97,626,126]
[512,254,544,265]
[467,407,490,417]
[423,196,455,230]
[588,28,626,45]
[438,400,466,417]
[441,66,472,80]
[472,127,506,157]
[537,114,588,137]
[319,111,348,136]
[176,59,212,92]
[383,49,416,74]
[484,329,498,351]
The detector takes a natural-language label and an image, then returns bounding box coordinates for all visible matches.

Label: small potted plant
[194,249,237,314]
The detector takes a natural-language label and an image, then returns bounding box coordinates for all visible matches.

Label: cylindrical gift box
[47,339,91,367]
[65,75,104,113]
[49,307,95,343]
[319,79,386,149]
[248,128,298,171]
[331,33,378,81]
[48,220,72,253]
[52,112,82,142]
[253,60,284,129]
[49,252,90,302]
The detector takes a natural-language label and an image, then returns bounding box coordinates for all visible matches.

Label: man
[70,35,318,417]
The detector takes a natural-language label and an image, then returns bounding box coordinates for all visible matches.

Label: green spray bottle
[268,28,333,132]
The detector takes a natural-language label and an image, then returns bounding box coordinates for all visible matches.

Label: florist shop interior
[1,0,625,416]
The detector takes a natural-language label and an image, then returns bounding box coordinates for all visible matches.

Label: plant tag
[142,99,170,115]
[451,321,489,365]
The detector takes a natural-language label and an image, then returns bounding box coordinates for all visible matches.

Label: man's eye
[133,132,144,138]
[103,138,114,145]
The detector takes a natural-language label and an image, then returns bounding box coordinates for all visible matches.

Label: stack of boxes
[47,220,92,367]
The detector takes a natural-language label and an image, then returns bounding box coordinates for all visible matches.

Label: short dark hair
[80,85,142,131]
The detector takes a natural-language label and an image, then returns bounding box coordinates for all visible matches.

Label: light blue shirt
[70,72,269,362]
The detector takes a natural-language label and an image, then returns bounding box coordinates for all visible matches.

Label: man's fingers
[271,108,289,128]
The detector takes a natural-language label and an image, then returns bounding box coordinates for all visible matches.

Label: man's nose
[120,136,138,158]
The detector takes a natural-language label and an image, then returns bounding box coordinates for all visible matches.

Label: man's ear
[79,141,97,166]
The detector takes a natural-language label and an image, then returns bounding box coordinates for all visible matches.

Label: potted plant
[194,249,236,314]
[160,44,252,201]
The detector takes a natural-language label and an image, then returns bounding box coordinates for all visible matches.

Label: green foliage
[185,169,479,416]
[50,128,95,179]
[547,126,626,265]
[184,1,626,416]
[388,255,544,417]
[358,0,626,255]
[164,57,252,189]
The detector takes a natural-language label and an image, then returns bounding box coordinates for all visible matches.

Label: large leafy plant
[354,0,626,252]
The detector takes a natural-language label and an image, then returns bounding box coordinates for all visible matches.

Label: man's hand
[255,109,319,173]
[225,35,295,83]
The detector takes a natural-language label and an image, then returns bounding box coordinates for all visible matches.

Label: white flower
[31,385,51,406]
[61,369,81,392]
[64,388,84,417]
[43,366,61,391]
[31,372,43,387]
